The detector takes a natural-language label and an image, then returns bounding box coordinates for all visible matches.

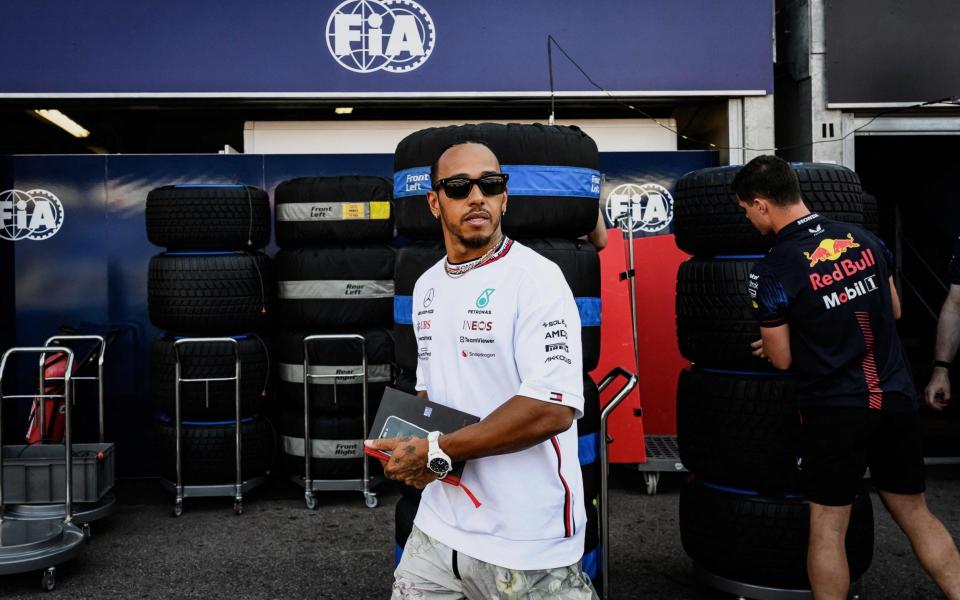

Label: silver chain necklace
[444,236,509,279]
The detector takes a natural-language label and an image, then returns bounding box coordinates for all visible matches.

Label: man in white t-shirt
[366,141,596,599]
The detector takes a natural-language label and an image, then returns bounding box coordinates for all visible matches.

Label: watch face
[429,457,450,474]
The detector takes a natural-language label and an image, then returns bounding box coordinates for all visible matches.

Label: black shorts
[799,406,925,506]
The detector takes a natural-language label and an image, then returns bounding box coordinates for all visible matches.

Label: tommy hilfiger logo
[550,392,564,402]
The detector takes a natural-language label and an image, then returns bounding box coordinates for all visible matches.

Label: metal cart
[160,337,266,517]
[4,335,116,531]
[294,334,381,510]
[0,347,86,592]
[597,366,638,600]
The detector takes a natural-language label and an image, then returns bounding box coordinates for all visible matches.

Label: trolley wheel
[173,499,183,518]
[365,494,378,509]
[305,493,317,511]
[41,567,56,592]
[644,472,660,496]
[82,523,92,543]
[234,500,243,515]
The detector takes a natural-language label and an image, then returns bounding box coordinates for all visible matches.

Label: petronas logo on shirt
[476,288,495,309]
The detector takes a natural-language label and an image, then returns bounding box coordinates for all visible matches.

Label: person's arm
[751,324,792,370]
[925,283,960,410]
[748,263,792,370]
[889,276,902,320]
[587,210,608,250]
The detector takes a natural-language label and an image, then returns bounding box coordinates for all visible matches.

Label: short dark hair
[731,155,802,207]
[429,140,498,186]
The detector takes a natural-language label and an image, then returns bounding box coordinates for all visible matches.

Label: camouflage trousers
[392,525,599,600]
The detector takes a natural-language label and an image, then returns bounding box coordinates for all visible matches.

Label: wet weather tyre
[275,245,396,328]
[275,328,394,416]
[145,185,270,250]
[150,335,270,419]
[393,124,600,239]
[274,176,394,246]
[147,252,273,334]
[278,410,370,479]
[155,416,275,484]
[393,243,446,371]
[677,368,800,492]
[679,477,873,588]
[676,257,769,371]
[524,239,602,372]
[673,163,864,255]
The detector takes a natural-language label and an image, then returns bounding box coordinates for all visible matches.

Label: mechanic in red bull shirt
[923,237,960,411]
[736,156,960,599]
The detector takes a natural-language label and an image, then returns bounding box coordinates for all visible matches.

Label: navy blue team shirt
[749,213,916,411]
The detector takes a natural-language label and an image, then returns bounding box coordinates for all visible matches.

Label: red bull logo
[803,233,860,267]
[809,248,876,290]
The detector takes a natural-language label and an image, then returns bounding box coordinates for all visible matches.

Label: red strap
[363,447,481,507]
[442,475,482,508]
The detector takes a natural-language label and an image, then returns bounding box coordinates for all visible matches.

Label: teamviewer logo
[326,0,436,74]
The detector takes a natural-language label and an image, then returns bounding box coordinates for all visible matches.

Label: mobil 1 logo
[326,0,436,74]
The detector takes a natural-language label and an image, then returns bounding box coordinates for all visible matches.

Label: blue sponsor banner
[0,1,772,96]
[394,165,602,200]
[394,295,413,325]
[578,432,599,466]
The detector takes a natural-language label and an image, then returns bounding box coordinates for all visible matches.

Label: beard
[438,206,502,250]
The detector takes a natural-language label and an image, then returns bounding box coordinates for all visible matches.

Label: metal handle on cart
[597,366,638,600]
[172,338,241,509]
[41,335,107,443]
[301,334,373,506]
[0,347,76,524]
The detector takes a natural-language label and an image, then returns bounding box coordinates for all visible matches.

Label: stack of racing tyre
[390,123,605,589]
[145,184,276,486]
[271,176,396,485]
[672,163,875,591]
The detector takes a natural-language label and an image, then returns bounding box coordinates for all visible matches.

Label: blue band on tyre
[395,544,404,566]
[158,414,255,426]
[394,295,413,325]
[582,545,601,581]
[579,432,598,466]
[700,479,805,500]
[173,184,247,188]
[577,297,602,327]
[396,294,599,327]
[393,165,602,199]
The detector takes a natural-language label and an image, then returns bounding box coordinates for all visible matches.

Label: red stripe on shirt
[855,311,883,410]
[550,436,573,538]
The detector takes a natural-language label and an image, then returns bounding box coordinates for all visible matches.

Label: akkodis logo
[326,0,436,74]
[605,183,674,234]
[0,189,64,241]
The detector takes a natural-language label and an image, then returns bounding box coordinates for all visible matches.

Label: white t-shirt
[412,239,586,571]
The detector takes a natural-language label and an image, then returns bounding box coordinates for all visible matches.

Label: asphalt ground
[0,466,957,599]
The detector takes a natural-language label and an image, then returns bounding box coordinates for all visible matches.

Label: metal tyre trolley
[160,337,266,517]
[0,347,86,592]
[295,334,381,510]
[597,366,639,600]
[4,335,116,536]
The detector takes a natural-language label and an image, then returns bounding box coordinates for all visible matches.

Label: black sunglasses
[432,173,509,199]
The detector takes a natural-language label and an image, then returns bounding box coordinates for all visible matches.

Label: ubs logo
[0,189,64,241]
[326,0,436,74]
[605,183,673,234]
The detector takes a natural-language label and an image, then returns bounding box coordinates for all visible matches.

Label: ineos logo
[0,189,64,241]
[326,0,436,74]
[605,183,674,234]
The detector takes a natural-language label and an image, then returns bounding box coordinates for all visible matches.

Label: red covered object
[593,230,691,463]
[25,352,71,444]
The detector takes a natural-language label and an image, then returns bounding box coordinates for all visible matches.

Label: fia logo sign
[326,0,436,74]
[0,189,64,241]
[605,183,674,234]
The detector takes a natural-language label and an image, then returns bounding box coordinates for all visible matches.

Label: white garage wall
[243,119,677,154]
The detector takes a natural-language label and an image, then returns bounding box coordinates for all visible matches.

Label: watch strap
[933,359,952,370]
